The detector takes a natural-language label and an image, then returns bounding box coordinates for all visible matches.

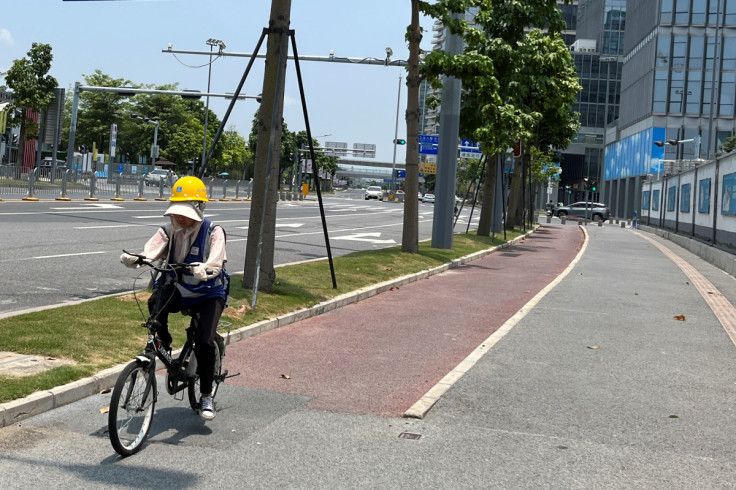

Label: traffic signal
[393,138,406,145]
[591,182,597,192]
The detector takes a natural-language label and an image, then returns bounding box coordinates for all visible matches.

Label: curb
[0,228,536,428]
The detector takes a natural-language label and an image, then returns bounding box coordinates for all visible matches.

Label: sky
[0,0,438,163]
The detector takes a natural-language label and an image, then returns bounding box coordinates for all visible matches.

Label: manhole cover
[398,432,422,440]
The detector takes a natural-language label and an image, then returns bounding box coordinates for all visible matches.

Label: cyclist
[120,176,228,420]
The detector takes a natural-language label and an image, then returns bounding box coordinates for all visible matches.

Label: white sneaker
[200,396,215,420]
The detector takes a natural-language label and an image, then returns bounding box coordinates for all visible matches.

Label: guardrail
[0,166,254,202]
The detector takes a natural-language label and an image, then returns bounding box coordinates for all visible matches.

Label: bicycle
[108,251,236,457]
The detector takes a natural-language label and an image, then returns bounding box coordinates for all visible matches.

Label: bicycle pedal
[224,371,241,379]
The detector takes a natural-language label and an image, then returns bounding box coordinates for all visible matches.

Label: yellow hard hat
[170,176,209,202]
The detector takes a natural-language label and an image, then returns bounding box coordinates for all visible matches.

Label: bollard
[56,169,72,201]
[220,180,229,201]
[23,168,40,201]
[598,219,603,227]
[135,176,147,201]
[620,221,625,228]
[155,178,167,201]
[546,215,552,224]
[85,173,99,201]
[111,173,124,201]
[561,216,566,225]
[232,181,242,201]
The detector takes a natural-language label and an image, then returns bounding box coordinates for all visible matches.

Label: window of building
[709,0,720,24]
[706,36,716,69]
[669,70,686,112]
[686,71,702,114]
[672,35,688,70]
[657,34,671,68]
[675,0,690,23]
[689,35,704,69]
[727,0,736,24]
[654,70,669,112]
[720,71,735,116]
[691,0,707,24]
[723,37,736,70]
[661,0,673,23]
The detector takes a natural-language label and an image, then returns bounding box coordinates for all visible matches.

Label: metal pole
[65,83,80,177]
[390,73,402,191]
[201,43,214,175]
[152,121,159,164]
[432,11,463,249]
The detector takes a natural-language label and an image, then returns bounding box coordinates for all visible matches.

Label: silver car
[364,186,383,200]
[555,202,611,221]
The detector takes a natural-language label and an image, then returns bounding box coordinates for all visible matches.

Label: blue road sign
[395,170,406,179]
[419,134,439,155]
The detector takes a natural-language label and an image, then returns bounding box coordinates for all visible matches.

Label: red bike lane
[223,224,584,417]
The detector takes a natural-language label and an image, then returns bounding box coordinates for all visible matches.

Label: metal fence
[0,166,256,202]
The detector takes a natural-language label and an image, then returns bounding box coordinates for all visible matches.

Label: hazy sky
[0,0,437,162]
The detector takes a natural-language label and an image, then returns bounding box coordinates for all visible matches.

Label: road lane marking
[32,251,108,260]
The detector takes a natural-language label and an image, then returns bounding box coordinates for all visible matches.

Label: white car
[422,193,435,203]
[145,168,177,186]
[364,186,383,200]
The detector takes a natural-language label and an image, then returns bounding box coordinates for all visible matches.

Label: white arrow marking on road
[50,203,124,210]
[276,223,304,228]
[332,232,396,244]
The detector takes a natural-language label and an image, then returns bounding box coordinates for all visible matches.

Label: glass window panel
[706,36,715,69]
[728,0,736,24]
[657,34,671,67]
[692,0,707,24]
[709,0,719,24]
[689,35,704,69]
[720,71,735,116]
[662,0,674,23]
[675,0,690,23]
[723,37,736,70]
[672,36,688,71]
[686,71,702,114]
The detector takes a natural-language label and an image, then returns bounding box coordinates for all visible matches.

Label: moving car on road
[364,186,383,200]
[422,193,435,204]
[555,201,611,221]
[145,168,177,186]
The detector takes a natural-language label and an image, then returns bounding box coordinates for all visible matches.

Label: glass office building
[603,0,736,218]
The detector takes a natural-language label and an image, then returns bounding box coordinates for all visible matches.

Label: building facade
[603,0,736,218]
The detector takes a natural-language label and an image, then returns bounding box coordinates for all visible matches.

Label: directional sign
[419,134,439,155]
[460,138,482,159]
[395,169,406,179]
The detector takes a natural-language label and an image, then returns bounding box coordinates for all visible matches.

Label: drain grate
[398,432,422,440]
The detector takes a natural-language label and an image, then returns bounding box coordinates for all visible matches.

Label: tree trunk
[476,155,496,236]
[505,155,524,229]
[242,0,291,292]
[402,0,422,253]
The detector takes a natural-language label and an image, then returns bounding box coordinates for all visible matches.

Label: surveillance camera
[385,47,393,57]
[329,49,335,57]
[168,43,173,51]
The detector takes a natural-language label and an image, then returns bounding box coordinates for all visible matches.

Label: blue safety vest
[157,218,229,307]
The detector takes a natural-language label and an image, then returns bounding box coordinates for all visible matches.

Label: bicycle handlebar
[122,250,194,274]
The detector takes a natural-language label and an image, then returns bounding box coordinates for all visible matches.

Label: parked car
[364,186,383,200]
[555,201,611,221]
[145,168,177,186]
[422,193,436,204]
[418,192,423,201]
[39,157,66,170]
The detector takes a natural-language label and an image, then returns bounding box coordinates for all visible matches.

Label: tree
[722,135,736,154]
[5,43,58,167]
[401,0,423,253]
[420,1,578,234]
[243,0,292,293]
[221,128,252,179]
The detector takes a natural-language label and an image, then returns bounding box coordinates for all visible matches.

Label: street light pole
[391,72,402,191]
[200,38,226,176]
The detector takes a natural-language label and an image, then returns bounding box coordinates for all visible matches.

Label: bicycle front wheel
[108,361,157,457]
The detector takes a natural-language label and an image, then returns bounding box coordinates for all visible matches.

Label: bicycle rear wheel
[108,361,156,457]
[187,334,224,410]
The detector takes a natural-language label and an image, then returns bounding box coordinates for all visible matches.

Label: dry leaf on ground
[674,315,686,321]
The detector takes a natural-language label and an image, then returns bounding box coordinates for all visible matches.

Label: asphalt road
[0,190,477,317]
